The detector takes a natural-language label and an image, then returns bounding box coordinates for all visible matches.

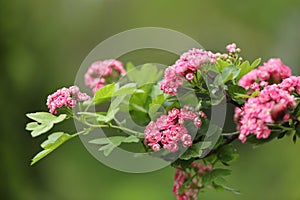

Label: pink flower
[279,76,300,92]
[226,43,237,53]
[235,78,298,143]
[238,58,291,91]
[85,59,126,94]
[185,73,194,81]
[181,134,192,147]
[164,142,179,152]
[144,107,205,153]
[160,66,183,96]
[193,117,202,128]
[150,143,161,151]
[47,86,90,114]
[160,49,216,96]
[173,163,212,200]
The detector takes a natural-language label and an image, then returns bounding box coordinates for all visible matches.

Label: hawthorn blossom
[160,66,184,96]
[160,48,216,96]
[144,106,206,152]
[47,86,90,114]
[238,58,291,91]
[278,76,300,93]
[160,43,242,96]
[236,79,299,143]
[85,59,126,94]
[226,43,237,53]
[173,163,212,200]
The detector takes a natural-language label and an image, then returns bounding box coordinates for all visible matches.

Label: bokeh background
[1,0,300,199]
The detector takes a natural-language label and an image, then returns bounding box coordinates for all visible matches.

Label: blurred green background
[1,0,300,199]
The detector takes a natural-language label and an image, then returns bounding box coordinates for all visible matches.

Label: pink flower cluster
[173,163,212,200]
[238,58,291,91]
[160,48,216,96]
[84,59,126,94]
[144,106,206,152]
[47,86,90,114]
[235,76,300,143]
[226,43,241,53]
[160,43,242,96]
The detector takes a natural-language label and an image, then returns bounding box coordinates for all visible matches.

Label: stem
[109,124,144,137]
[71,128,92,137]
[221,131,240,137]
[74,115,144,137]
[267,123,295,131]
[84,102,92,112]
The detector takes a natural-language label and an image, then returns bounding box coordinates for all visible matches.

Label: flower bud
[270,103,287,122]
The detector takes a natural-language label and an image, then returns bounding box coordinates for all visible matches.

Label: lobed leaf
[31,132,72,165]
[26,112,67,124]
[25,112,67,137]
[89,135,140,156]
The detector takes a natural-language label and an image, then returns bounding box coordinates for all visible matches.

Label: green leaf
[26,112,67,137]
[227,85,247,96]
[149,94,166,119]
[227,85,247,105]
[89,137,112,145]
[113,83,137,96]
[213,177,241,195]
[26,122,39,130]
[217,144,239,164]
[110,95,126,110]
[216,59,231,71]
[202,168,231,186]
[296,125,300,138]
[180,142,211,160]
[293,102,300,117]
[236,58,261,81]
[26,112,67,124]
[89,135,140,156]
[123,135,139,143]
[31,132,72,165]
[246,131,281,146]
[221,65,241,83]
[94,83,116,104]
[126,62,135,72]
[28,123,54,137]
[99,143,117,156]
[129,84,153,110]
[250,58,261,69]
[293,134,297,144]
[104,108,120,123]
[171,159,194,170]
[126,64,163,87]
[92,82,140,106]
[130,103,148,113]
